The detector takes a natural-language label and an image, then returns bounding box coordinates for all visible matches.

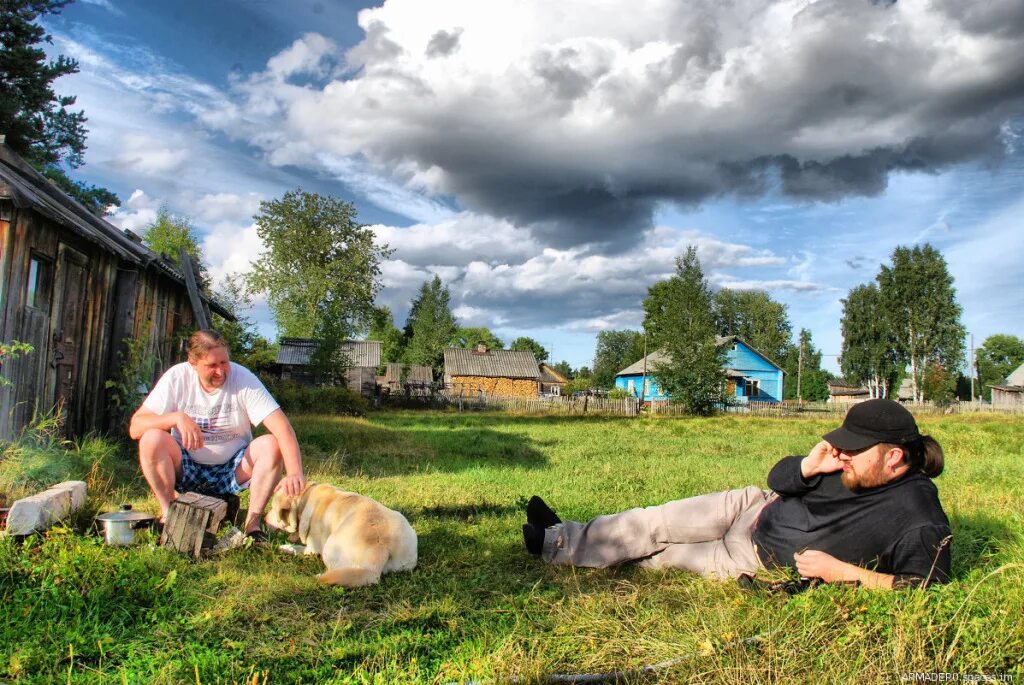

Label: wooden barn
[827,382,870,404]
[538,363,569,396]
[0,141,231,440]
[379,363,434,396]
[274,338,382,396]
[990,362,1024,408]
[443,344,540,397]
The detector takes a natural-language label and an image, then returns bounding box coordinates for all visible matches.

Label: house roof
[989,361,1024,393]
[827,382,870,397]
[539,363,569,384]
[383,363,433,384]
[444,347,541,379]
[615,350,672,376]
[0,142,232,319]
[276,338,382,367]
[615,336,783,377]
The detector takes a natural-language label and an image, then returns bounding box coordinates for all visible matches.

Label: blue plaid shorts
[176,444,249,495]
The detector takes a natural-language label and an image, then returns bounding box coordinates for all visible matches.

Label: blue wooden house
[614,336,784,404]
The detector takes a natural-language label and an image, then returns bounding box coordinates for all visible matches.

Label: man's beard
[841,461,888,492]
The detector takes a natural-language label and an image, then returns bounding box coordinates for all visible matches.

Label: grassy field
[2,411,1023,683]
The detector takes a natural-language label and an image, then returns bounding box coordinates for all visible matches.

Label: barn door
[52,245,89,431]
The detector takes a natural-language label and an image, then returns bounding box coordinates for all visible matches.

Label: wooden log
[160,492,228,558]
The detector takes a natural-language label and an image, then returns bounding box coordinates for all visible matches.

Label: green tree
[592,330,644,389]
[712,289,791,364]
[840,283,901,398]
[450,327,503,351]
[366,306,405,369]
[1,0,119,213]
[510,336,548,362]
[247,189,390,346]
[143,207,209,287]
[212,273,277,374]
[643,246,725,414]
[402,275,457,372]
[921,361,956,405]
[975,334,1024,401]
[877,244,965,402]
[782,328,832,401]
[551,360,574,380]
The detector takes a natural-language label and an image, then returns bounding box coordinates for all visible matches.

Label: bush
[0,413,119,497]
[607,388,631,400]
[261,379,368,416]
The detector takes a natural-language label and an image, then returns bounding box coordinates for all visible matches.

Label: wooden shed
[0,141,230,440]
[443,344,540,397]
[379,363,434,396]
[538,363,569,396]
[990,362,1024,408]
[827,382,870,404]
[274,337,382,396]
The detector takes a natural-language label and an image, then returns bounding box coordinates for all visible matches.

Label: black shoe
[245,529,269,544]
[522,523,544,556]
[526,496,561,529]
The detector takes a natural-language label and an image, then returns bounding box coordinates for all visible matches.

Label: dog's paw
[278,543,306,556]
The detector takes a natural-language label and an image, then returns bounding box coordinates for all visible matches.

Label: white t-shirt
[142,361,280,466]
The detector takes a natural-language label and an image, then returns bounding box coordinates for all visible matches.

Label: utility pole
[969,332,975,401]
[640,329,648,403]
[797,336,803,404]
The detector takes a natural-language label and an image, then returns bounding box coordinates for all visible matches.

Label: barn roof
[444,346,541,379]
[276,338,382,368]
[383,363,433,384]
[539,363,569,384]
[827,382,870,397]
[0,142,231,319]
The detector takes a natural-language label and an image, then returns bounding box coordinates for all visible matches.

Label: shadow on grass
[291,414,550,478]
[949,512,1018,578]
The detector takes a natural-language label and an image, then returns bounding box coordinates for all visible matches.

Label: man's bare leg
[235,435,283,534]
[138,429,183,520]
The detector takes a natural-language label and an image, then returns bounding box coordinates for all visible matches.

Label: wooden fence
[379,389,641,416]
[378,389,1024,419]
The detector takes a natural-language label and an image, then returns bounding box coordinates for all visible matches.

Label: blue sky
[45,0,1024,374]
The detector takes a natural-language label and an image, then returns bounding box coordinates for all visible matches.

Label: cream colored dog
[265,483,417,586]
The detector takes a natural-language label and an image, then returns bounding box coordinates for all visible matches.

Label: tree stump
[160,492,228,558]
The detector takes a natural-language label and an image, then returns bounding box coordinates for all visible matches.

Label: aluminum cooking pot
[96,504,156,546]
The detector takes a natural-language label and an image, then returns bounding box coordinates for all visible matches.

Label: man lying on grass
[524,399,951,589]
[129,329,306,542]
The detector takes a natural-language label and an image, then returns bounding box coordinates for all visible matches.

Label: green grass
[2,411,1023,683]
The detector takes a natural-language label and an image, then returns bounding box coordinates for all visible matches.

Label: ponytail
[918,435,944,478]
[883,435,944,478]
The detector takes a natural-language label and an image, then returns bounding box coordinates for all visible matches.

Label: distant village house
[990,362,1024,407]
[274,338,382,397]
[614,336,784,404]
[443,344,540,397]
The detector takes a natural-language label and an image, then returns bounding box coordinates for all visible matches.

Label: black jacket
[751,455,952,586]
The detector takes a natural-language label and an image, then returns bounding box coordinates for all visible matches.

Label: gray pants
[542,486,773,579]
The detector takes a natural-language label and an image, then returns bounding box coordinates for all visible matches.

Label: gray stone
[4,481,87,536]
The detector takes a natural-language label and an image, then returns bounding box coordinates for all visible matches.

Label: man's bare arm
[129,407,203,449]
[262,409,305,496]
[794,550,895,590]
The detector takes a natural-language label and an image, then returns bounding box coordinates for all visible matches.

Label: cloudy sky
[43,0,1024,372]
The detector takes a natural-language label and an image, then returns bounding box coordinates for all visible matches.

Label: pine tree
[642,246,725,415]
[402,276,457,372]
[1,0,120,213]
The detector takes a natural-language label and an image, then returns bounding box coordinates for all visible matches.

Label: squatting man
[523,399,951,589]
[129,329,305,541]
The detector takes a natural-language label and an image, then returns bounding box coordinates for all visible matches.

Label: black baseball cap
[823,399,922,451]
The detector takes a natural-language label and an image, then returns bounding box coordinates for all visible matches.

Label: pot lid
[96,504,156,522]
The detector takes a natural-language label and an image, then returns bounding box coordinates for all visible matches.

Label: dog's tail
[317,546,388,587]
